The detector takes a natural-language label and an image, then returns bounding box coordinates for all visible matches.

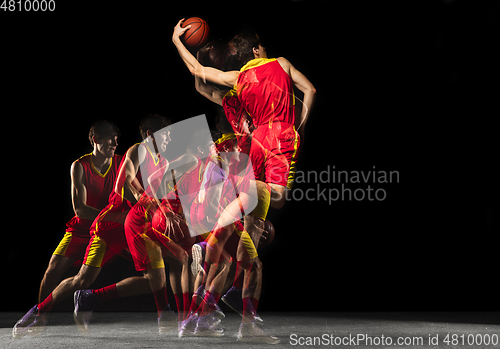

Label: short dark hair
[89,120,120,147]
[139,114,172,140]
[187,129,219,154]
[229,31,261,68]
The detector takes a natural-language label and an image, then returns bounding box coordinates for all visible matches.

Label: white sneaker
[237,320,280,344]
[193,313,224,337]
[178,313,198,337]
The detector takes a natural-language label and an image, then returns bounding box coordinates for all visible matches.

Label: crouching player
[121,117,195,334]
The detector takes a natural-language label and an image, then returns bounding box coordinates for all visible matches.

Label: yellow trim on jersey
[90,154,113,178]
[223,88,238,99]
[239,58,277,73]
[215,133,236,145]
[287,125,300,190]
[142,141,160,166]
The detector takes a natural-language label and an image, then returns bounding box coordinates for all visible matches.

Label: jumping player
[173,21,315,343]
[173,19,316,208]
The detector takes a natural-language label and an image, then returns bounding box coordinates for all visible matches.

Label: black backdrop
[2,0,499,312]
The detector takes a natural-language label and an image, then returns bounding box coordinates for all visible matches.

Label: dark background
[1,0,499,312]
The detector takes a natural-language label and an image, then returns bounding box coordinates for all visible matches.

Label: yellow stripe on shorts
[84,236,107,268]
[53,231,73,257]
[142,234,165,269]
[236,229,258,260]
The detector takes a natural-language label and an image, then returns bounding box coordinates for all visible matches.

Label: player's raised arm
[172,18,239,88]
[194,44,228,105]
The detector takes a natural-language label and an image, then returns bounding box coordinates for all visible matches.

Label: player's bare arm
[71,160,102,221]
[148,153,199,200]
[277,57,317,137]
[194,44,227,105]
[115,144,144,202]
[172,18,239,88]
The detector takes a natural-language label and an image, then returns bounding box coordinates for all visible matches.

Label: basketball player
[191,46,272,335]
[12,120,123,338]
[122,116,194,334]
[174,21,315,343]
[173,19,316,208]
[73,115,175,332]
[12,116,177,338]
[149,129,225,334]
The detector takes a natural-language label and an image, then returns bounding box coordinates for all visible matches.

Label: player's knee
[72,275,90,289]
[269,184,288,209]
[254,258,263,271]
[180,250,189,265]
[74,266,100,289]
[270,197,285,209]
[43,263,59,280]
[45,255,70,277]
[238,259,254,272]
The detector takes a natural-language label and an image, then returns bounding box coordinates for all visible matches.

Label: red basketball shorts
[250,122,300,189]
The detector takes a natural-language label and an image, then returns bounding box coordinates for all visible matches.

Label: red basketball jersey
[162,154,204,215]
[66,153,123,233]
[138,141,168,197]
[235,58,295,127]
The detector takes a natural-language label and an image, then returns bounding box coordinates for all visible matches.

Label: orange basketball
[259,220,275,248]
[181,17,210,49]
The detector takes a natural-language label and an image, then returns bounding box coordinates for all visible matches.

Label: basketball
[204,40,238,70]
[181,17,210,49]
[206,40,227,69]
[259,220,275,248]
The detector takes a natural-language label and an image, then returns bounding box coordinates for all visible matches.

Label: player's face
[208,142,218,158]
[96,135,118,158]
[157,128,171,153]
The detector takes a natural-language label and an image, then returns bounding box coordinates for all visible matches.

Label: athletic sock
[174,294,183,321]
[91,284,119,301]
[153,287,168,318]
[188,285,205,316]
[37,293,54,314]
[182,293,190,320]
[242,296,255,322]
[250,297,259,311]
[199,291,216,316]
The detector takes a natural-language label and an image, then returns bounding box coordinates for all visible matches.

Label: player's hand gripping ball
[180,17,210,49]
[259,220,275,248]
